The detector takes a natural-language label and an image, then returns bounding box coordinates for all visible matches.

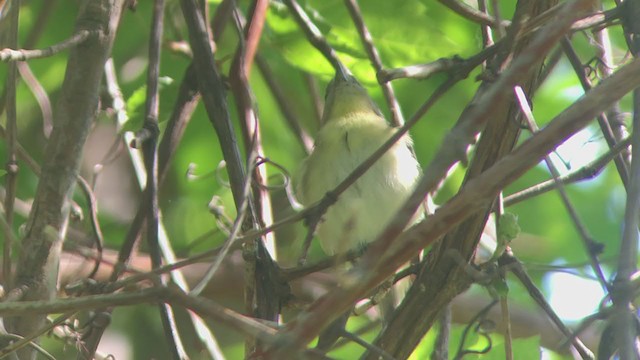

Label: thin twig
[0,312,75,359]
[514,86,608,288]
[16,62,53,137]
[431,306,451,360]
[499,268,512,360]
[612,1,640,354]
[504,136,631,206]
[255,56,313,153]
[378,44,500,82]
[2,0,20,292]
[438,0,510,28]
[180,0,251,210]
[502,253,593,358]
[282,0,342,71]
[0,29,96,62]
[75,176,104,280]
[344,0,404,126]
[140,0,188,358]
[561,38,630,188]
[191,157,256,296]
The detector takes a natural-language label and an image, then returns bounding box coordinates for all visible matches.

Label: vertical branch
[180,0,251,210]
[3,0,20,291]
[612,88,640,359]
[242,0,268,75]
[137,0,188,358]
[8,0,125,357]
[593,6,630,165]
[344,0,404,126]
[110,0,231,283]
[181,3,268,356]
[230,3,285,354]
[612,1,640,357]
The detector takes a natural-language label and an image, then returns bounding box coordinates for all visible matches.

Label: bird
[297,65,422,256]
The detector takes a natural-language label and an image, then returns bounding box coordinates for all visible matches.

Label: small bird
[297,65,421,256]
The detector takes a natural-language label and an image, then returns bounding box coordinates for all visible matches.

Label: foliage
[0,0,636,359]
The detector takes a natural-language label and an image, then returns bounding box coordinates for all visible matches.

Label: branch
[180,0,250,211]
[0,29,96,62]
[437,0,510,28]
[282,0,343,71]
[344,0,404,126]
[3,0,20,293]
[8,2,126,357]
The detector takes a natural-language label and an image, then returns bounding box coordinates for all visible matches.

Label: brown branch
[3,0,20,293]
[344,0,404,126]
[282,0,343,71]
[502,253,594,358]
[0,29,96,62]
[437,0,510,28]
[242,0,268,75]
[255,56,314,154]
[180,0,250,211]
[138,1,189,359]
[516,87,607,288]
[229,6,284,355]
[7,1,126,358]
[561,38,630,188]
[504,136,631,206]
[378,44,500,83]
[17,62,53,137]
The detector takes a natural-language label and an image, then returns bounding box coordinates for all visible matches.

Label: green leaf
[265,0,478,82]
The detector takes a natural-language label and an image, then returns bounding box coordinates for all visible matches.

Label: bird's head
[322,64,383,123]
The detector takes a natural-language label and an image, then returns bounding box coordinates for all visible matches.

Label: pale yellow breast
[298,113,421,255]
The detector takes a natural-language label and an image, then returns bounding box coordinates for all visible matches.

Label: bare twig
[230,7,284,355]
[504,136,631,206]
[438,0,510,28]
[282,0,342,71]
[75,176,104,280]
[139,1,188,358]
[0,312,75,359]
[514,86,608,288]
[2,0,19,293]
[502,253,593,358]
[344,0,404,126]
[431,306,451,360]
[255,56,314,153]
[378,44,500,83]
[0,29,97,62]
[602,2,640,356]
[17,62,53,137]
[561,38,630,188]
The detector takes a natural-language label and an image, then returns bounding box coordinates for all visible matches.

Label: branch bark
[7,1,125,357]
